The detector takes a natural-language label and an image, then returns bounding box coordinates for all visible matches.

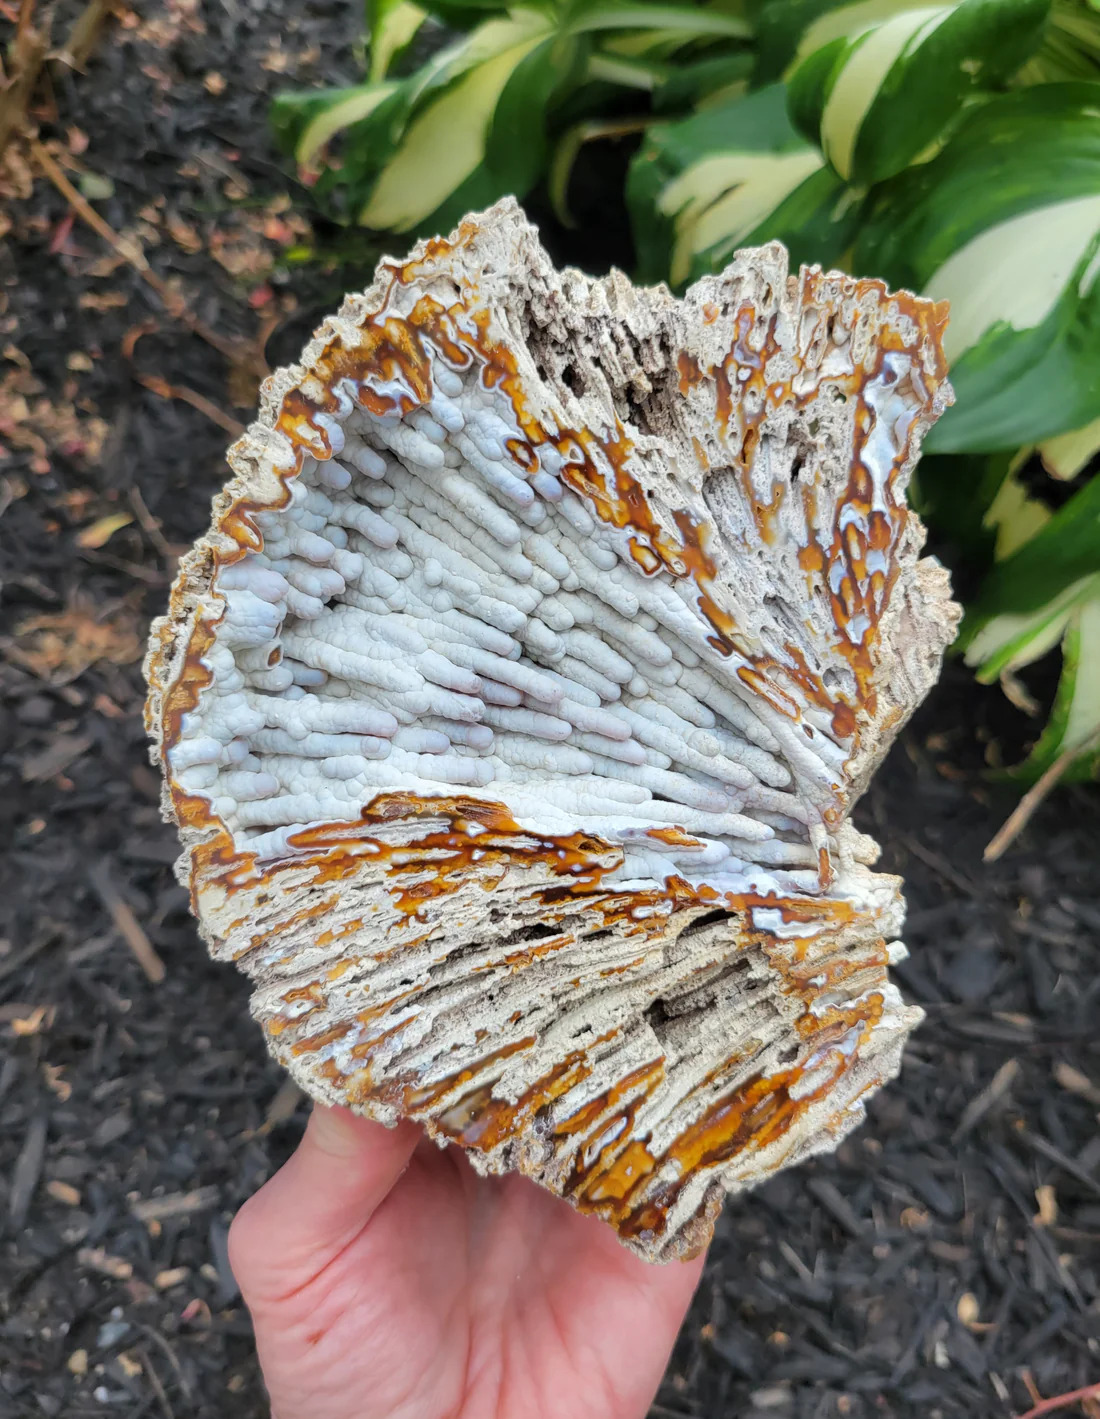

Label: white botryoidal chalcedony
[145,199,957,1262]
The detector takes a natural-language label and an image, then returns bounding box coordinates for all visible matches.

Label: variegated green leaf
[413,0,514,21]
[627,84,862,287]
[960,471,1100,674]
[790,0,927,67]
[272,11,542,213]
[1013,593,1100,779]
[291,83,399,168]
[965,573,1096,682]
[368,0,428,81]
[982,458,1054,560]
[564,3,752,39]
[1039,413,1100,479]
[360,16,554,231]
[652,51,753,110]
[750,0,915,81]
[271,79,412,218]
[787,0,1050,184]
[855,85,1100,453]
[485,35,584,196]
[1015,0,1100,83]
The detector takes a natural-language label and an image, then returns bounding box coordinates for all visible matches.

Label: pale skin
[229,1104,705,1419]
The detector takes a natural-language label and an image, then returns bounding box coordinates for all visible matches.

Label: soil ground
[1,5,1098,1417]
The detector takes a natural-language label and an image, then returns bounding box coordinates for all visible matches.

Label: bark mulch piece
[2,5,1098,1417]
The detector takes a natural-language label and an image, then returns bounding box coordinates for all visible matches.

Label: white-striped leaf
[1018,592,1100,779]
[627,84,862,287]
[854,85,1100,453]
[361,19,558,231]
[275,12,564,234]
[751,0,917,81]
[786,0,1050,184]
[290,83,399,170]
[982,459,1053,561]
[967,579,1100,780]
[960,474,1100,745]
[1040,414,1100,480]
[368,0,428,81]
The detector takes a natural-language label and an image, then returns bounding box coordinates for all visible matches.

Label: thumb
[229,1103,420,1302]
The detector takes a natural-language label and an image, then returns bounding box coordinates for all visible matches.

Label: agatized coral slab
[145,199,957,1261]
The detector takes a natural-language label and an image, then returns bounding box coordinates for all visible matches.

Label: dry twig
[0,0,49,157]
[985,728,1100,862]
[133,371,244,437]
[30,139,257,368]
[128,484,182,562]
[55,0,114,71]
[1016,1381,1100,1419]
[88,862,166,984]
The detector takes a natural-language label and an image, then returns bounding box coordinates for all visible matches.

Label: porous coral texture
[146,199,958,1261]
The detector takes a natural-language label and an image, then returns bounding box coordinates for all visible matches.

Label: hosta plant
[270,0,756,235]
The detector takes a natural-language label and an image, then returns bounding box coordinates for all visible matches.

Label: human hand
[229,1104,705,1419]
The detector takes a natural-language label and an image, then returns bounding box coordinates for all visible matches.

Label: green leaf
[414,0,515,22]
[853,85,1100,453]
[749,0,914,81]
[627,83,863,287]
[585,49,668,90]
[928,251,1100,453]
[290,82,399,168]
[270,85,364,157]
[982,455,1054,559]
[367,0,428,80]
[359,14,554,232]
[912,451,1016,561]
[787,0,1051,185]
[1015,0,1100,82]
[1040,412,1100,478]
[785,32,849,139]
[270,80,413,220]
[1013,593,1100,780]
[855,84,1100,289]
[485,35,582,197]
[564,3,752,39]
[960,471,1100,644]
[652,51,753,110]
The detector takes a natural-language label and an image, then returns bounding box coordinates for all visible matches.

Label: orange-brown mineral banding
[145,199,957,1261]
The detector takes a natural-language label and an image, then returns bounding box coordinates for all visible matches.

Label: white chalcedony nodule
[146,199,957,1262]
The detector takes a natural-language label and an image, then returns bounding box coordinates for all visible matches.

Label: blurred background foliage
[271,0,1100,785]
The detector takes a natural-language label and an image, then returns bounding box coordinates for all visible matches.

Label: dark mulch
[2,6,1098,1417]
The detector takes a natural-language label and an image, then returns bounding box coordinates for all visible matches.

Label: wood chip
[1054,1061,1100,1108]
[21,733,92,782]
[77,1246,133,1279]
[1034,1184,1058,1227]
[8,1113,48,1226]
[154,1266,191,1290]
[75,511,133,548]
[956,1292,980,1327]
[45,1179,81,1206]
[806,1178,866,1238]
[952,1058,1019,1141]
[131,1185,219,1222]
